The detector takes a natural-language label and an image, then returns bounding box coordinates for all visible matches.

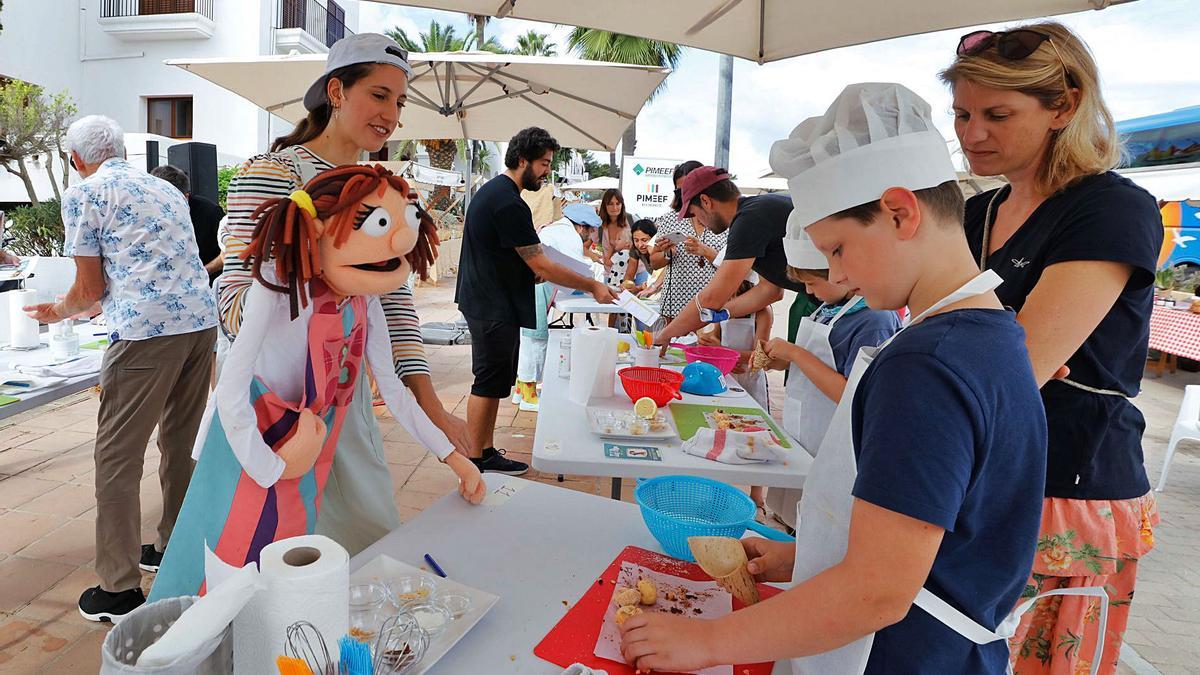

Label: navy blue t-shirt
[817,301,903,377]
[852,309,1047,674]
[965,172,1162,499]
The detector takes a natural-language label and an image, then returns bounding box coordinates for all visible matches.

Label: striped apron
[148,282,366,601]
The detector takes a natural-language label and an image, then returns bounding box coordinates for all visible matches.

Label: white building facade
[0,0,361,199]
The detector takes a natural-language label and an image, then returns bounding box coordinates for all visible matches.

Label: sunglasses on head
[957,29,1051,59]
[957,29,1076,88]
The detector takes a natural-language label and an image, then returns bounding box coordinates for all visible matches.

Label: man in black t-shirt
[455,127,618,475]
[149,165,225,283]
[655,165,813,343]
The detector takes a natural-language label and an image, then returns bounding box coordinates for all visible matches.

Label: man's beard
[703,209,730,235]
[521,165,543,190]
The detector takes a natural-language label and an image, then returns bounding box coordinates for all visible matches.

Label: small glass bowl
[348,583,389,642]
[388,575,438,609]
[436,593,472,620]
[349,582,388,610]
[407,601,452,638]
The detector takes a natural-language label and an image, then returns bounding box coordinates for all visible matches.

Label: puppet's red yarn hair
[241,163,439,318]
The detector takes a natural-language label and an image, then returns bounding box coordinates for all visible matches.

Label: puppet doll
[149,164,483,601]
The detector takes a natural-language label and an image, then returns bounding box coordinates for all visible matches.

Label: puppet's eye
[404,204,421,230]
[356,206,391,237]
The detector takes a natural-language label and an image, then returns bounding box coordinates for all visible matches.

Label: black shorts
[464,315,521,399]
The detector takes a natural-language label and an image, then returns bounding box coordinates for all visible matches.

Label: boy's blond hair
[787,267,829,285]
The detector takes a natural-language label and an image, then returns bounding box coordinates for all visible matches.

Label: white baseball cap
[769,83,957,269]
[304,33,414,111]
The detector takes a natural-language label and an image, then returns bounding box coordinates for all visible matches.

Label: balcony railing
[100,0,214,20]
[279,0,352,49]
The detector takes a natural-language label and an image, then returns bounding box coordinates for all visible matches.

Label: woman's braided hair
[242,163,438,318]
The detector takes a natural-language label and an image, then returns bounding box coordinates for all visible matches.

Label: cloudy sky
[360,0,1199,177]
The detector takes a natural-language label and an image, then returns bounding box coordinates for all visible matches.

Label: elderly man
[25,115,218,622]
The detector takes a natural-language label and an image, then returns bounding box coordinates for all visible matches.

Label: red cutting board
[534,546,782,675]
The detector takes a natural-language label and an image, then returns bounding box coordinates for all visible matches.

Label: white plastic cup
[633,345,659,368]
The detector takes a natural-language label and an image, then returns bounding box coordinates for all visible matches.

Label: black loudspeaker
[167,142,218,203]
[145,140,160,170]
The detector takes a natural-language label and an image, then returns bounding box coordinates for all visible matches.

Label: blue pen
[424,553,447,578]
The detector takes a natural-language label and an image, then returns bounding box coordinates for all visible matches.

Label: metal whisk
[284,620,336,675]
[372,613,430,674]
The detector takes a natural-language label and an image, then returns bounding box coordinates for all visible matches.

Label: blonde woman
[943,22,1161,674]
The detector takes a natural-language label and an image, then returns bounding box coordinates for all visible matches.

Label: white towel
[15,352,103,378]
[681,427,788,465]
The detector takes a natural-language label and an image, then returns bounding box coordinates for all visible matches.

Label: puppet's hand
[446,453,486,505]
[278,409,327,480]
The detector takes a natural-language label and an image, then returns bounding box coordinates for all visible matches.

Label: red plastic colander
[618,367,684,407]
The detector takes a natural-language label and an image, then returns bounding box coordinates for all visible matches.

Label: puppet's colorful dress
[149,281,368,600]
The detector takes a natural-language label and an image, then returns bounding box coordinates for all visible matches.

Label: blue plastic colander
[635,475,794,561]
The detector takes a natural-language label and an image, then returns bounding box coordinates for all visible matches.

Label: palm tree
[513,30,558,57]
[567,29,682,175]
[385,20,503,210]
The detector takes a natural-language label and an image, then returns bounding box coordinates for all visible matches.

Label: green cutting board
[668,403,792,449]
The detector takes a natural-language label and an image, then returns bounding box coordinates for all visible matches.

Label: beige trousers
[94,327,216,592]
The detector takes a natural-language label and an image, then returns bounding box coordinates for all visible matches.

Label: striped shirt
[215,145,429,378]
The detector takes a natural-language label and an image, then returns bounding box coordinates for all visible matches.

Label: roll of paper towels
[8,289,39,349]
[232,535,349,674]
[568,325,617,405]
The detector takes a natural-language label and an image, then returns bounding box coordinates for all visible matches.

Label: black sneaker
[78,585,145,623]
[139,544,163,573]
[470,447,528,475]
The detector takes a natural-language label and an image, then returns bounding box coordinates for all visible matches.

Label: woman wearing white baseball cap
[212,34,480,556]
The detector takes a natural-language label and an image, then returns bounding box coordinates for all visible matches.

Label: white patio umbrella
[362,0,1134,64]
[734,175,788,195]
[562,176,619,192]
[166,51,669,151]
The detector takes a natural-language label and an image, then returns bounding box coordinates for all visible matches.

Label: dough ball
[613,587,641,607]
[614,604,643,627]
[636,579,657,605]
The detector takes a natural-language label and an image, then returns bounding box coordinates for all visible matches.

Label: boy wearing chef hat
[619,83,1048,675]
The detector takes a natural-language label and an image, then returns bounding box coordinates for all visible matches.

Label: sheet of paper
[616,290,662,327]
[482,478,530,506]
[594,562,733,675]
[543,243,597,295]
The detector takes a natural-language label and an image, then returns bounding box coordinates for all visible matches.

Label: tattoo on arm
[515,243,543,260]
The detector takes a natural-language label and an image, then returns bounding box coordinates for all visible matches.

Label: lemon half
[634,396,658,419]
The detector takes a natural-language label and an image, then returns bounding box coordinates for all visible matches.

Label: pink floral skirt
[1009,491,1159,675]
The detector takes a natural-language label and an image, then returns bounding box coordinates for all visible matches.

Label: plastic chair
[1157,384,1200,491]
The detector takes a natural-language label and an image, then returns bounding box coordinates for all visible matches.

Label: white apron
[766,298,861,527]
[721,316,769,407]
[789,270,1109,675]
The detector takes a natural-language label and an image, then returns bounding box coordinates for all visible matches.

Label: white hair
[65,115,125,166]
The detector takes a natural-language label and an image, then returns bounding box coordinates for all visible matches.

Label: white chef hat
[769,83,957,269]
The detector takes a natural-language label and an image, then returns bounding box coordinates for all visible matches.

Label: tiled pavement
[0,281,1197,673]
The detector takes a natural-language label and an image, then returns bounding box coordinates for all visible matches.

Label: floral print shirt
[62,158,217,341]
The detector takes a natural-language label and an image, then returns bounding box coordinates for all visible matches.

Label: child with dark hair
[622,218,659,293]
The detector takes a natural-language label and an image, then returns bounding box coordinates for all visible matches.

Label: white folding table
[533,330,812,499]
[350,475,791,674]
[0,323,106,421]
